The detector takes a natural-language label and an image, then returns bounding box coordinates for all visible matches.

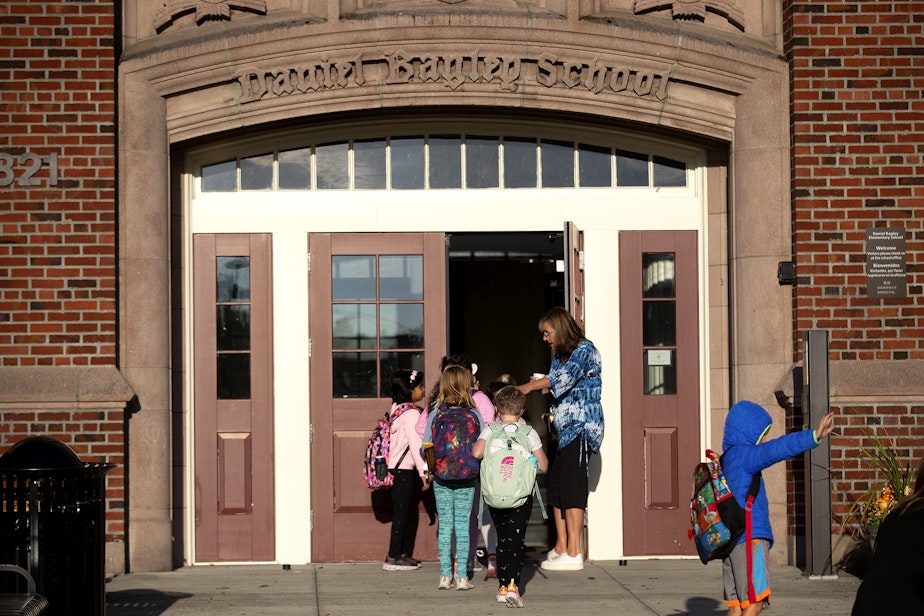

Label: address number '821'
[0,152,59,187]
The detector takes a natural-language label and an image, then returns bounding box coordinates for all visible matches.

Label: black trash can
[0,436,113,616]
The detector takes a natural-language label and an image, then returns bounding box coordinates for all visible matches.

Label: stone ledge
[0,367,135,406]
[775,359,924,408]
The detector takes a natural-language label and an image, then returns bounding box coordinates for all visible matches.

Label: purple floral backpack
[431,404,481,481]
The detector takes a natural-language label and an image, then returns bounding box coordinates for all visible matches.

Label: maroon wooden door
[309,233,446,562]
[193,234,275,562]
[619,231,700,556]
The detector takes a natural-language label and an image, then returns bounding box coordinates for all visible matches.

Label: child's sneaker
[438,575,454,590]
[383,555,418,571]
[401,554,421,567]
[455,577,473,591]
[505,582,523,608]
[486,554,498,579]
[496,585,507,603]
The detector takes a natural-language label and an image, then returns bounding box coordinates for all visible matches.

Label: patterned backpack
[431,404,481,482]
[688,448,761,563]
[480,423,538,509]
[362,404,412,491]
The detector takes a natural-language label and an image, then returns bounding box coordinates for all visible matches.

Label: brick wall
[0,0,117,367]
[784,0,924,547]
[0,2,124,549]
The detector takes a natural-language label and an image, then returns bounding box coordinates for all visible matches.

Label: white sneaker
[455,576,473,591]
[546,548,564,560]
[540,552,583,571]
[438,575,454,590]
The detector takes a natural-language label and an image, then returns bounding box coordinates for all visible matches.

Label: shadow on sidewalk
[106,589,192,616]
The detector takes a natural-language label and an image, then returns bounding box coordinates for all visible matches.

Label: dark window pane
[643,301,676,347]
[616,150,649,187]
[391,137,425,190]
[202,160,237,192]
[354,139,387,189]
[379,352,424,398]
[429,136,462,189]
[216,257,250,302]
[333,352,377,398]
[653,156,687,187]
[217,354,251,399]
[504,137,537,188]
[217,306,250,351]
[579,144,611,187]
[379,255,423,300]
[642,253,676,298]
[466,136,499,188]
[332,256,375,300]
[332,304,376,349]
[240,153,274,190]
[644,349,676,395]
[317,141,349,189]
[278,147,312,190]
[380,303,424,349]
[541,140,574,187]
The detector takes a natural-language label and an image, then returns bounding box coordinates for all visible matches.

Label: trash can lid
[0,436,82,470]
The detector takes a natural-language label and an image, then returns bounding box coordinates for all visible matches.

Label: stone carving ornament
[633,0,745,30]
[155,0,268,29]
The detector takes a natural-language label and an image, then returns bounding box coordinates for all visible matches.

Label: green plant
[846,431,913,534]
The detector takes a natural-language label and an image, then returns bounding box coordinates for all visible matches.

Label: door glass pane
[504,137,537,188]
[217,354,251,399]
[332,255,375,300]
[379,255,423,300]
[380,304,424,349]
[653,156,687,187]
[332,304,376,349]
[391,137,425,190]
[379,352,425,398]
[240,153,274,190]
[579,144,611,187]
[202,160,237,192]
[278,147,312,190]
[643,301,676,347]
[466,136,499,188]
[333,352,377,398]
[216,257,250,301]
[540,140,574,187]
[616,150,649,187]
[644,349,676,395]
[642,253,675,298]
[354,139,386,189]
[317,141,349,189]
[217,306,250,351]
[429,136,462,189]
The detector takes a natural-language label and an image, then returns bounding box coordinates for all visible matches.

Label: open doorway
[446,231,564,436]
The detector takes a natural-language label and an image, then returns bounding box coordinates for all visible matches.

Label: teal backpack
[480,423,541,509]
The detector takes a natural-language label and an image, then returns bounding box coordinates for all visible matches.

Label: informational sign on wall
[866,227,907,299]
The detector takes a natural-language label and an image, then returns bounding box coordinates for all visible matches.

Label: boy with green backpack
[472,386,548,608]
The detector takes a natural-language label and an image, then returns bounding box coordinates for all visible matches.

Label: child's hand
[421,474,432,491]
[815,411,835,440]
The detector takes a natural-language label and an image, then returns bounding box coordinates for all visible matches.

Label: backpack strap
[391,446,410,470]
[744,471,761,604]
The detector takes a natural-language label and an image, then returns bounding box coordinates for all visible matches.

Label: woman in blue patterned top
[517,306,603,572]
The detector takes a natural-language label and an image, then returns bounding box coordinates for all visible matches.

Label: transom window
[200,135,687,192]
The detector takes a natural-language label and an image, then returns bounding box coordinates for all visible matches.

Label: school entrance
[185,114,707,563]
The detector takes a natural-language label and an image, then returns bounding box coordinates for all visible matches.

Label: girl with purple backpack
[422,364,484,590]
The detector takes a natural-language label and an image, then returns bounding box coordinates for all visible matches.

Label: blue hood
[722,400,772,450]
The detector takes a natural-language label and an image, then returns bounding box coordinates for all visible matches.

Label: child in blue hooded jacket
[719,400,835,616]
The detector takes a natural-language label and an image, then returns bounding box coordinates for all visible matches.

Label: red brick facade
[785,0,924,541]
[0,1,123,546]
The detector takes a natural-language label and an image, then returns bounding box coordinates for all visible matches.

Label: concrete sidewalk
[105,555,861,616]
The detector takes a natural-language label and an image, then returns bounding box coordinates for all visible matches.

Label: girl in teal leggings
[423,364,483,590]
